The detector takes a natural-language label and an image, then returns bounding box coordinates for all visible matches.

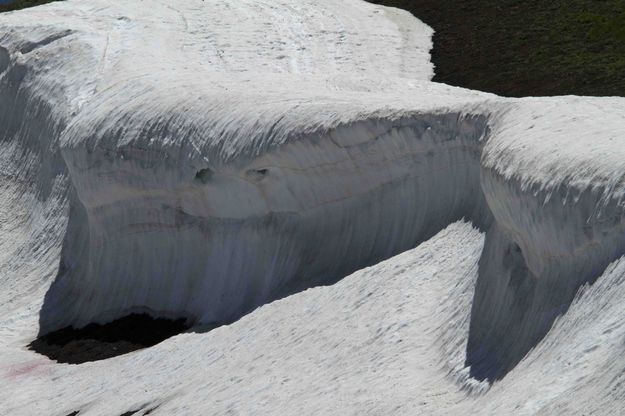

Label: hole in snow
[246,167,269,181]
[194,167,213,184]
[28,313,190,364]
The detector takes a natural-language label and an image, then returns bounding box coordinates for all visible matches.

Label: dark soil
[0,0,60,12]
[29,313,190,364]
[369,0,625,97]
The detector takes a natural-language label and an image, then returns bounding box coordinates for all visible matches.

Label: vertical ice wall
[0,0,442,332]
[42,107,490,330]
[467,99,625,380]
[0,23,104,339]
[0,1,624,390]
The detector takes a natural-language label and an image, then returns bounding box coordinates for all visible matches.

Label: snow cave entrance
[28,313,191,364]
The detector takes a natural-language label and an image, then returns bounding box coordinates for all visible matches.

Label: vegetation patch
[370,0,625,96]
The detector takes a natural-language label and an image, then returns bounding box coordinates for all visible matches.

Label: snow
[0,221,482,415]
[0,0,624,415]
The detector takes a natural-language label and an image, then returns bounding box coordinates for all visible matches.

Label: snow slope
[0,1,625,415]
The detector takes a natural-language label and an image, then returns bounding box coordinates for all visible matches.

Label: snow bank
[0,0,487,332]
[1,1,625,414]
[470,98,625,380]
[48,109,489,330]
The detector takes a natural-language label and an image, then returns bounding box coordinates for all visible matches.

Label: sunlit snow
[1,1,625,415]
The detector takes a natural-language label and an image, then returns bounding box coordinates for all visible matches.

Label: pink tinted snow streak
[5,359,52,380]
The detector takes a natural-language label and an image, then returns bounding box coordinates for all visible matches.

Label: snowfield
[1,0,625,415]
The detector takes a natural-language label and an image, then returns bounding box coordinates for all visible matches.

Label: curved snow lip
[38,96,625,385]
[0,0,624,396]
[39,111,491,332]
[467,172,625,382]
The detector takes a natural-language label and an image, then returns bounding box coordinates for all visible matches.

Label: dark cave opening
[29,313,190,364]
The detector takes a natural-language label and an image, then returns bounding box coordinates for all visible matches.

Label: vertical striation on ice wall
[0,3,624,406]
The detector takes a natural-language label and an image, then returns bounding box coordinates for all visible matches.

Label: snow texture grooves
[1,1,625,414]
[468,165,625,381]
[41,112,490,331]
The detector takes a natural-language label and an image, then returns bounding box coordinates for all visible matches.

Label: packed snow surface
[1,0,625,415]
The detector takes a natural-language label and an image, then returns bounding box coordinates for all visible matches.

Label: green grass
[369,0,625,97]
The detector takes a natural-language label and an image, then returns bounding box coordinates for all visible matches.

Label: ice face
[44,110,489,330]
[1,1,625,413]
[42,88,625,385]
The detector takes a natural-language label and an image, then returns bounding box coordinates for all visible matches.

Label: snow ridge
[0,1,625,414]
